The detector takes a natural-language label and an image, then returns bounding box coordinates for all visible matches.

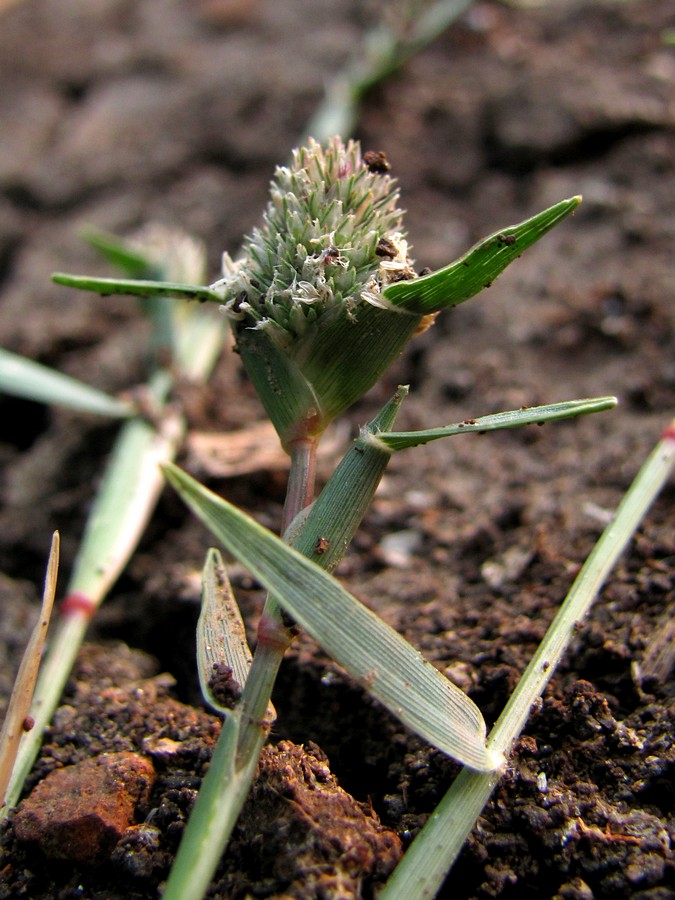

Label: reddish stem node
[60,592,97,620]
[257,613,294,652]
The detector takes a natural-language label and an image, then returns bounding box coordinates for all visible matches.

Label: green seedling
[51,136,620,899]
[0,225,226,813]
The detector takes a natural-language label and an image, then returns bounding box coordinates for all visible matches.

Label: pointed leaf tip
[52,273,222,304]
[382,196,582,315]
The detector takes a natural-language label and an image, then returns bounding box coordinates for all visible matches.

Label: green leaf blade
[163,463,498,773]
[382,196,582,314]
[374,396,617,452]
[52,273,223,304]
[82,227,158,279]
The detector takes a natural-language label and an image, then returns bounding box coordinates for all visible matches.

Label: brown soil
[0,1,673,898]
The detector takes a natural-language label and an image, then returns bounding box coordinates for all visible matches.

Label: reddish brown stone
[14,752,155,863]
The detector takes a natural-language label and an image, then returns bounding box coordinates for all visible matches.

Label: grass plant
[0,0,490,829]
[49,137,625,898]
[0,6,670,898]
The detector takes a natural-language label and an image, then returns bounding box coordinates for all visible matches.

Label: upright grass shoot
[46,138,614,899]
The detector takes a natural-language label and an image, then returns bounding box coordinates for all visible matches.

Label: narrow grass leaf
[164,463,497,772]
[52,273,223,304]
[372,397,617,452]
[0,348,134,418]
[82,227,157,278]
[382,197,581,314]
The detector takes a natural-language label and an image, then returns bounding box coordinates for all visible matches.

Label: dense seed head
[212,137,416,346]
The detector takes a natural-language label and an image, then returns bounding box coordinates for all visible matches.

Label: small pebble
[14,752,156,863]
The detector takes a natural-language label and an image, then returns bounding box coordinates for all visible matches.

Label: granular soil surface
[0,1,673,898]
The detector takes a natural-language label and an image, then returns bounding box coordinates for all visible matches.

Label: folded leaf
[198,549,255,716]
[235,305,422,447]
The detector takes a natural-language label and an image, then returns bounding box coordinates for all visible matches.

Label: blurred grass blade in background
[0,349,135,418]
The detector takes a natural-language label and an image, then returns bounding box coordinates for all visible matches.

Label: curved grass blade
[382,197,581,314]
[0,533,59,810]
[0,348,135,418]
[371,397,617,452]
[163,462,498,773]
[198,548,257,717]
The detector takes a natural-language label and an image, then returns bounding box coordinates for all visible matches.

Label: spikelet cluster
[211,137,416,346]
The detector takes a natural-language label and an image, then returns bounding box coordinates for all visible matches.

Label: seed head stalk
[282,437,319,533]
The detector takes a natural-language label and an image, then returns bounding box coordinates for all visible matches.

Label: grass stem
[282,438,318,532]
[160,713,264,900]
